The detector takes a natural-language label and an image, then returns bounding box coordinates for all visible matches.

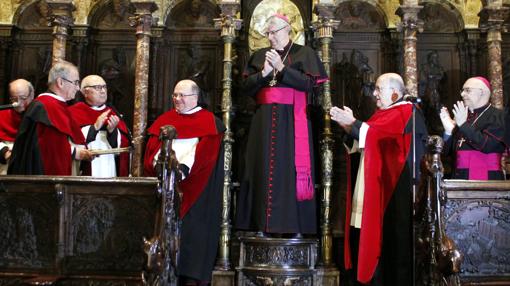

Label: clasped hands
[439,101,468,135]
[262,49,285,77]
[94,109,120,134]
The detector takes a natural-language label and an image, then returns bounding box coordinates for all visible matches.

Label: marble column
[212,3,241,285]
[45,0,74,66]
[129,1,158,177]
[396,3,423,98]
[312,4,339,273]
[480,4,509,109]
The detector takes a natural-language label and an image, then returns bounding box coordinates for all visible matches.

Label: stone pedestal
[237,237,318,286]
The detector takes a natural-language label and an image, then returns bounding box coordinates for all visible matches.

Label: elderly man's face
[9,81,34,113]
[266,24,290,51]
[461,78,489,111]
[373,77,395,109]
[60,68,81,101]
[172,81,199,113]
[82,76,108,107]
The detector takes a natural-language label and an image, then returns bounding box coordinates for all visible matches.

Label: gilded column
[129,1,158,177]
[213,1,242,274]
[312,3,339,269]
[480,2,509,109]
[396,2,423,98]
[45,0,75,66]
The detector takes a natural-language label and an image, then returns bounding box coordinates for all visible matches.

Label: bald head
[373,73,406,109]
[9,79,34,113]
[172,79,200,113]
[81,75,108,107]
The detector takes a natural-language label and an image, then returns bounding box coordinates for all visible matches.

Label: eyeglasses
[85,85,107,91]
[461,87,483,94]
[265,26,286,37]
[61,77,80,87]
[172,93,197,99]
[374,86,394,93]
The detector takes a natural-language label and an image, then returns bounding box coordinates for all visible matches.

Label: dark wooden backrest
[0,176,160,283]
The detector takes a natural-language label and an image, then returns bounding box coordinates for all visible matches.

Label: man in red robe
[0,79,34,174]
[9,61,93,175]
[144,79,224,285]
[69,75,130,177]
[331,73,427,285]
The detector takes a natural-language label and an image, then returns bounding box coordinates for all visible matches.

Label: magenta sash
[257,87,313,201]
[456,150,502,180]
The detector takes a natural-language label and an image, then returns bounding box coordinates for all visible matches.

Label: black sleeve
[279,66,317,92]
[107,129,119,148]
[349,120,363,141]
[86,126,99,144]
[457,110,506,153]
[0,146,9,164]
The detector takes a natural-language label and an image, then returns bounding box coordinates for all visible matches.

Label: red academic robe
[143,108,224,218]
[8,94,85,175]
[0,109,22,142]
[68,102,130,176]
[344,102,412,283]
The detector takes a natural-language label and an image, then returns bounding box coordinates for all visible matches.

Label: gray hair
[48,60,78,85]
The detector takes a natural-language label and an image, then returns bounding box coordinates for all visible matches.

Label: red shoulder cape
[144,108,223,218]
[69,102,130,176]
[344,103,412,283]
[0,109,22,142]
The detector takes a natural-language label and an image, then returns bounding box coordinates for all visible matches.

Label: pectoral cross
[458,137,466,148]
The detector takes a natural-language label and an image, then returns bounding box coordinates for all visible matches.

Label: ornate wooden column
[312,3,340,285]
[45,0,74,66]
[396,1,423,98]
[480,1,509,109]
[211,3,241,285]
[129,1,158,177]
[70,25,89,72]
[0,25,13,103]
[149,27,164,123]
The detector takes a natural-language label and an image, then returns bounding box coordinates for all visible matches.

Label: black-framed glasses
[265,26,286,37]
[61,77,80,87]
[172,93,197,98]
[461,87,483,93]
[85,84,107,91]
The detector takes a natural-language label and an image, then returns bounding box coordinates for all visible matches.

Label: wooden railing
[416,135,510,286]
[0,125,181,286]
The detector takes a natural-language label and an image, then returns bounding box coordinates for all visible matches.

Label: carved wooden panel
[0,176,160,284]
[442,185,510,283]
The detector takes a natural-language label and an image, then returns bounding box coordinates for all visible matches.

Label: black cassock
[445,104,506,180]
[235,41,328,234]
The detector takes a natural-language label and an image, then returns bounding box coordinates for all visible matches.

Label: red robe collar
[344,103,412,283]
[0,109,22,142]
[69,102,129,135]
[37,94,85,145]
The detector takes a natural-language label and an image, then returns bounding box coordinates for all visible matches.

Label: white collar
[178,106,202,115]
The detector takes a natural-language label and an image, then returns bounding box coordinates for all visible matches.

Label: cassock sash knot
[456,150,501,180]
[257,87,313,201]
